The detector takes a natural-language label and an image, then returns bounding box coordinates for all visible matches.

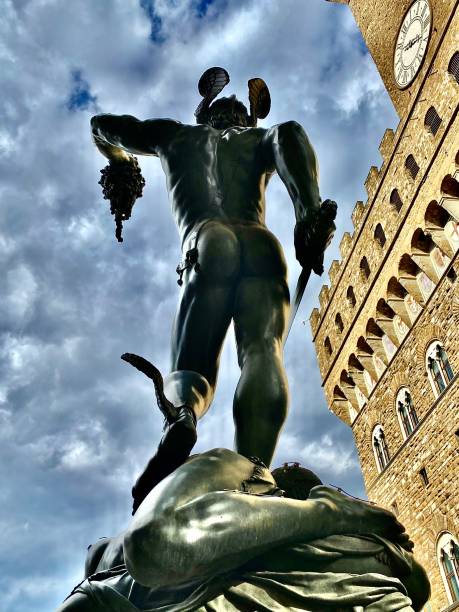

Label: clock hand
[404,34,421,51]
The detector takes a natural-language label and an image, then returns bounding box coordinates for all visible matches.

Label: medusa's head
[271,462,323,500]
[195,67,271,129]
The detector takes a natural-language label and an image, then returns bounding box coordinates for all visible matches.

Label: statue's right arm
[90,114,181,161]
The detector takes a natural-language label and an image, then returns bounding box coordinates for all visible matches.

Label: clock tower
[326,0,456,119]
[315,1,459,610]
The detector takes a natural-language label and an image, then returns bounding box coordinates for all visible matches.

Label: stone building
[311,1,459,609]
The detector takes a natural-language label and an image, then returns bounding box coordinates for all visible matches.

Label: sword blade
[284,266,312,346]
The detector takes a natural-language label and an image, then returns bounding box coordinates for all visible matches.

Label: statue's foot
[309,485,414,552]
[121,353,198,514]
[132,405,197,514]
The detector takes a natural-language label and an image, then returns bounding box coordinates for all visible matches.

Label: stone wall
[313,2,459,608]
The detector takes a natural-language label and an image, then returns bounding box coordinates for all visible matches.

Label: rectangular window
[419,467,429,487]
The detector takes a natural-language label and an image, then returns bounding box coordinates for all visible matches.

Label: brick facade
[315,2,459,609]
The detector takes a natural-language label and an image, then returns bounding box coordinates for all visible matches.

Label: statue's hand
[294,199,337,275]
[309,485,414,552]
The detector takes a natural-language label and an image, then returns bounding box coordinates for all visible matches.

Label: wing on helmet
[248,78,271,126]
[195,67,230,123]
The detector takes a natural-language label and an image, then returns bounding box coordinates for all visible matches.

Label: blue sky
[0,0,398,609]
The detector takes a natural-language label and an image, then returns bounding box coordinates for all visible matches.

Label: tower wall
[314,2,459,608]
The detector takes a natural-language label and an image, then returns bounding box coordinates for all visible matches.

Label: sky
[0,0,399,609]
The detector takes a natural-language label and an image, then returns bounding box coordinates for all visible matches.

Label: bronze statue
[58,449,430,611]
[91,67,336,512]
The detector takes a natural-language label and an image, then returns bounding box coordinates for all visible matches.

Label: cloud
[0,0,398,609]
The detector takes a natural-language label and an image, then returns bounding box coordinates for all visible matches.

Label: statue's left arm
[262,121,336,274]
[90,114,181,161]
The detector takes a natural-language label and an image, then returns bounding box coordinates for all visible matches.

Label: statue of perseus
[91,68,336,513]
[59,69,432,611]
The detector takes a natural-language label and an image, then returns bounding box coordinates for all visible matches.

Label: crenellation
[327,259,341,287]
[378,128,395,162]
[309,308,320,336]
[339,231,353,260]
[364,166,380,201]
[318,284,330,313]
[351,200,366,232]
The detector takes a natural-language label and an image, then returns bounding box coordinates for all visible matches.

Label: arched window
[347,286,356,307]
[360,257,371,280]
[405,155,420,179]
[448,52,459,85]
[372,425,390,473]
[335,313,344,333]
[425,106,442,135]
[374,223,386,247]
[437,532,459,604]
[390,189,403,213]
[324,337,332,357]
[396,388,419,438]
[426,341,455,397]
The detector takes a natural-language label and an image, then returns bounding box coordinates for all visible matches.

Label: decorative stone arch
[424,200,456,258]
[385,276,416,327]
[356,335,381,382]
[399,253,433,304]
[440,173,459,222]
[451,284,459,323]
[387,369,412,397]
[415,324,445,366]
[395,386,419,440]
[333,385,356,424]
[436,531,459,605]
[425,339,455,398]
[375,298,403,347]
[340,369,367,410]
[371,424,390,473]
[348,353,374,397]
[411,227,449,283]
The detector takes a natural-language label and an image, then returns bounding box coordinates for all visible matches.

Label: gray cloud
[0,0,398,608]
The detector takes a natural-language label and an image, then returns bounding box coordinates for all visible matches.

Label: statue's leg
[233,225,290,466]
[168,220,241,410]
[132,222,240,512]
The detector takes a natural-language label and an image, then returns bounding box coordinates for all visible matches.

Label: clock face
[394,0,432,89]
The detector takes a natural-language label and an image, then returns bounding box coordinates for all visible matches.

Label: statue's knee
[123,522,159,587]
